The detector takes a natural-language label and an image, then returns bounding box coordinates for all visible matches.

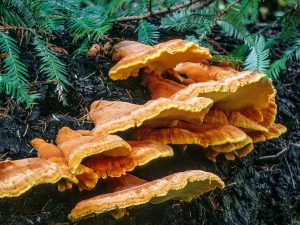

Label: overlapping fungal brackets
[99,39,286,161]
[0,39,286,221]
[0,127,174,197]
[109,39,212,80]
[0,127,222,221]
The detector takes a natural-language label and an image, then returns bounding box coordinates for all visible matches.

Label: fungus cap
[206,143,254,162]
[170,71,275,111]
[174,62,238,82]
[204,107,272,133]
[0,158,62,198]
[109,39,212,80]
[111,41,152,62]
[228,111,268,132]
[259,94,277,128]
[31,138,98,192]
[89,97,213,135]
[31,138,78,184]
[132,123,247,148]
[107,173,147,192]
[211,136,253,153]
[143,74,186,99]
[248,123,287,143]
[56,127,131,173]
[84,140,173,179]
[241,107,264,123]
[68,170,224,221]
[203,108,229,125]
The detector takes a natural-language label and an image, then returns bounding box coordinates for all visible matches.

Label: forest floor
[0,27,299,225]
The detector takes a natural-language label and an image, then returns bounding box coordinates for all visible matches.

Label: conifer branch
[115,0,213,22]
[0,23,55,40]
[216,0,242,20]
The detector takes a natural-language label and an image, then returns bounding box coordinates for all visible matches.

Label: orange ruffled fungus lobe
[203,93,286,140]
[109,39,212,80]
[144,70,276,115]
[206,123,287,162]
[68,170,224,222]
[170,71,275,111]
[84,140,174,179]
[31,138,98,192]
[143,63,239,100]
[141,59,286,159]
[174,62,238,82]
[133,122,247,149]
[31,138,78,182]
[0,158,62,198]
[145,69,275,112]
[55,127,131,174]
[143,74,187,99]
[247,123,287,143]
[132,121,256,161]
[88,97,213,135]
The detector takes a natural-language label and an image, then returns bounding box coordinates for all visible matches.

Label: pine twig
[202,0,241,52]
[216,0,242,20]
[115,0,213,22]
[0,23,55,41]
[258,147,289,160]
[149,0,153,15]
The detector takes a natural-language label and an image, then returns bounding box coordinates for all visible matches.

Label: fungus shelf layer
[68,170,224,222]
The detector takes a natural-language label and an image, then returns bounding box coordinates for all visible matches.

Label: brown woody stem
[115,0,213,22]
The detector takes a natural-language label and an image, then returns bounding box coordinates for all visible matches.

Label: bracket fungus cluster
[109,39,212,80]
[103,39,286,162]
[0,39,286,222]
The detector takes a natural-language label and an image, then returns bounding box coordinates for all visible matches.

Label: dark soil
[0,27,299,225]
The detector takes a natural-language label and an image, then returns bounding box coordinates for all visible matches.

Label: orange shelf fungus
[203,108,229,125]
[84,140,173,179]
[144,70,275,113]
[203,106,274,133]
[89,97,213,135]
[259,94,277,128]
[106,174,148,193]
[132,122,255,161]
[68,170,224,222]
[143,74,186,99]
[206,137,254,162]
[143,73,186,99]
[211,136,253,153]
[132,123,247,148]
[0,38,289,225]
[74,165,99,191]
[31,138,79,191]
[174,62,238,82]
[31,138,98,191]
[241,106,264,123]
[171,71,275,111]
[0,158,62,198]
[203,95,277,134]
[228,111,269,132]
[109,39,212,80]
[206,143,254,162]
[111,40,152,62]
[56,127,131,174]
[247,123,287,143]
